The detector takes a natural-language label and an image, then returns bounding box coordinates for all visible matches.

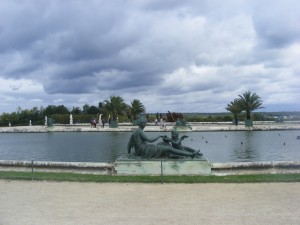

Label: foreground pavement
[0,180,299,225]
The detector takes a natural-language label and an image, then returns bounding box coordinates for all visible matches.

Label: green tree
[103,95,128,120]
[18,109,31,125]
[226,99,242,125]
[44,105,69,115]
[86,105,99,114]
[71,107,82,115]
[98,102,107,118]
[237,91,263,120]
[82,104,90,114]
[56,105,69,114]
[0,113,11,126]
[0,112,19,126]
[82,104,99,115]
[130,99,145,120]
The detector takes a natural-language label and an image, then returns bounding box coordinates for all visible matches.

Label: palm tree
[103,95,128,121]
[130,99,145,120]
[237,91,263,120]
[225,99,242,125]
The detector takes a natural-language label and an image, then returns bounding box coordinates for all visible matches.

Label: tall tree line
[0,96,146,126]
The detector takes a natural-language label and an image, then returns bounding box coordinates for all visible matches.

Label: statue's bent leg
[184,147,203,156]
[161,146,197,158]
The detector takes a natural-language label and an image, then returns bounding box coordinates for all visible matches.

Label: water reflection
[105,132,131,161]
[178,130,299,163]
[231,131,260,162]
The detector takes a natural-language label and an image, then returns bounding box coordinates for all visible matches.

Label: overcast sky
[0,0,299,114]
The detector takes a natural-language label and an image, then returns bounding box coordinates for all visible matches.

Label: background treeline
[0,104,299,127]
[1,92,300,126]
[0,104,101,126]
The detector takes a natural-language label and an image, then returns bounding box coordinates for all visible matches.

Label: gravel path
[0,180,299,225]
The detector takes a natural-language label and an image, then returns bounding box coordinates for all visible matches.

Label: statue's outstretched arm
[141,131,162,143]
[181,135,188,140]
[169,138,182,145]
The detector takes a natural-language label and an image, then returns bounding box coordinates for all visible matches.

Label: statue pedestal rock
[115,155,211,175]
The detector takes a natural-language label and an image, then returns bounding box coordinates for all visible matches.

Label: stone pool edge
[0,122,300,133]
[1,160,300,176]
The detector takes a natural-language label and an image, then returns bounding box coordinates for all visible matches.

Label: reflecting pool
[0,130,299,163]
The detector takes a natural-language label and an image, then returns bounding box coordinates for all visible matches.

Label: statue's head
[137,116,147,127]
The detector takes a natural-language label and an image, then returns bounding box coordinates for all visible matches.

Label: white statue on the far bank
[70,114,73,125]
[45,116,47,126]
[29,120,32,126]
[99,114,102,125]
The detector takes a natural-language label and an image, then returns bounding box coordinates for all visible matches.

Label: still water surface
[0,130,299,163]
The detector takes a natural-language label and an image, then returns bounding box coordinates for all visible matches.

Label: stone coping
[115,155,208,162]
[0,160,112,168]
[0,160,114,175]
[0,122,300,133]
[1,160,300,175]
[212,161,300,169]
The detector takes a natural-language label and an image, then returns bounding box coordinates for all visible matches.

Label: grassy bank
[1,171,300,183]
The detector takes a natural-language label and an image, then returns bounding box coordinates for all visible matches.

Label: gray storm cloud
[0,0,299,113]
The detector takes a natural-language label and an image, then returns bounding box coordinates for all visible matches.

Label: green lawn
[1,171,300,183]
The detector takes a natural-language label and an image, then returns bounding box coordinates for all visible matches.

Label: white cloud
[0,77,43,93]
[53,98,65,103]
[0,0,299,113]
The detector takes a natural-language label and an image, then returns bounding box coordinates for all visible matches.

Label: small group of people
[101,118,106,128]
[154,118,166,128]
[90,118,107,128]
[90,119,97,128]
[127,117,203,159]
